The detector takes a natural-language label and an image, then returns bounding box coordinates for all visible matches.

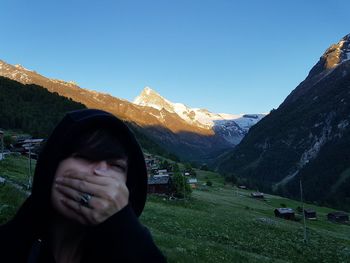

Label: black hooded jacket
[0,109,166,262]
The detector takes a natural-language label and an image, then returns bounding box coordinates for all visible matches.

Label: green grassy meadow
[141,169,350,262]
[1,157,349,262]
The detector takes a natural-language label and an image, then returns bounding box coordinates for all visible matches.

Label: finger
[94,169,126,182]
[55,183,81,202]
[62,170,110,186]
[55,177,112,198]
[61,197,105,225]
[56,185,105,210]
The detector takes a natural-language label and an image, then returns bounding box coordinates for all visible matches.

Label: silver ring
[80,193,92,207]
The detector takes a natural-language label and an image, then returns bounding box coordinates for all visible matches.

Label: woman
[0,109,166,262]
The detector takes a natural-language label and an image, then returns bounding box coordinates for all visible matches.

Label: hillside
[0,60,264,162]
[1,156,349,262]
[216,34,350,211]
[0,76,85,137]
[0,76,175,158]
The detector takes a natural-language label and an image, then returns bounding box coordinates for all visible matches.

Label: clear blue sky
[1,0,349,114]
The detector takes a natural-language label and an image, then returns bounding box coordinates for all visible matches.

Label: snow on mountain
[133,87,265,135]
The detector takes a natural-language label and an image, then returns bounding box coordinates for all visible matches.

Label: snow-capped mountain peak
[133,87,176,112]
[133,86,265,143]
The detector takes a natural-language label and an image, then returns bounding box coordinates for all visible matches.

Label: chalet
[12,138,44,154]
[157,169,168,175]
[251,192,264,199]
[274,208,295,220]
[187,178,198,189]
[148,176,172,195]
[327,211,349,223]
[154,173,170,178]
[304,209,317,220]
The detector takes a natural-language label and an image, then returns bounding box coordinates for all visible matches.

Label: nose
[93,160,108,171]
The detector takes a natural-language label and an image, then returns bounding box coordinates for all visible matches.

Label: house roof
[304,209,316,213]
[251,192,264,196]
[148,176,170,185]
[188,178,198,183]
[328,211,349,217]
[275,208,294,214]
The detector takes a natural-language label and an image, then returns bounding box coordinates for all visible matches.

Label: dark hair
[62,128,128,163]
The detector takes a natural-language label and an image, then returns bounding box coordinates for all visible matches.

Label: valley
[0,154,349,262]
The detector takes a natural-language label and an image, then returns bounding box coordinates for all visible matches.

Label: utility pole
[28,142,32,189]
[183,174,186,202]
[0,130,4,161]
[300,179,308,243]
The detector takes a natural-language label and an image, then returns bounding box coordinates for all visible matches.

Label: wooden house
[274,208,295,220]
[304,209,317,220]
[148,175,172,195]
[187,178,198,189]
[251,192,264,199]
[327,211,349,223]
[157,169,168,175]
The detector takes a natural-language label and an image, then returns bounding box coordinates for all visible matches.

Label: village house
[144,154,160,175]
[238,185,247,190]
[251,192,264,199]
[274,208,295,220]
[187,178,198,189]
[157,169,168,175]
[304,209,317,220]
[327,211,349,223]
[11,138,44,155]
[147,175,172,195]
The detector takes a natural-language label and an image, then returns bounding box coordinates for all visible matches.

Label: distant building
[187,178,198,189]
[238,185,247,190]
[327,211,349,223]
[154,173,170,178]
[148,176,172,195]
[157,169,168,175]
[12,138,44,154]
[304,209,317,220]
[251,192,264,199]
[274,208,295,220]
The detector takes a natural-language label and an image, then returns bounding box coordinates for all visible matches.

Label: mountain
[216,34,350,211]
[134,87,265,144]
[0,60,264,162]
[0,76,85,137]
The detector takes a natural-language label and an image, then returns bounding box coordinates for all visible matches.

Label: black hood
[26,109,147,235]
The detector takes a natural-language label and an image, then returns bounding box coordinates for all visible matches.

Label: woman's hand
[54,168,129,225]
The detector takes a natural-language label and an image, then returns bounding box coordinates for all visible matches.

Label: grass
[1,157,349,262]
[0,154,35,186]
[140,169,350,263]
